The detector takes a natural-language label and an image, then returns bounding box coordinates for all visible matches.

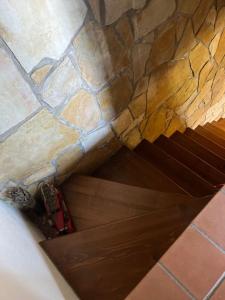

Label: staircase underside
[41,119,225,300]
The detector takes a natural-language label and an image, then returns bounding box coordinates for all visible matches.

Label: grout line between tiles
[191,224,225,254]
[158,262,196,300]
[203,272,225,299]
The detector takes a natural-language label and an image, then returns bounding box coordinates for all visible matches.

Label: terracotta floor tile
[126,264,191,300]
[194,190,225,250]
[161,227,225,299]
[210,278,225,299]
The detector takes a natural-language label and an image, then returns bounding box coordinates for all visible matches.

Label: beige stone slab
[147,25,175,72]
[198,60,214,91]
[206,6,217,26]
[175,20,197,59]
[164,117,186,137]
[115,16,134,49]
[189,43,210,75]
[167,78,198,109]
[111,109,134,136]
[209,33,222,57]
[129,94,147,118]
[197,21,215,46]
[185,80,213,118]
[132,0,176,40]
[177,0,200,14]
[73,21,129,90]
[0,47,40,135]
[42,57,81,108]
[212,67,225,104]
[176,16,188,42]
[132,43,151,82]
[215,29,225,64]
[134,76,149,98]
[81,125,115,152]
[75,137,121,174]
[147,59,192,115]
[104,0,146,25]
[0,109,79,184]
[186,105,206,127]
[56,144,84,176]
[192,0,214,33]
[98,75,133,121]
[143,106,173,142]
[123,127,142,149]
[31,64,52,85]
[88,0,101,22]
[215,7,225,33]
[61,89,101,132]
[0,0,87,72]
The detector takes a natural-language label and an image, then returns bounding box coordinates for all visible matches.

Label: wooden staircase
[41,119,225,300]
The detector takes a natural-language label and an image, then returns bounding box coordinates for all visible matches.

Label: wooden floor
[41,119,225,300]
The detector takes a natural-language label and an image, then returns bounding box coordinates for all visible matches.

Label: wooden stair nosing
[41,205,205,300]
[93,147,185,194]
[155,135,225,184]
[171,131,225,174]
[62,175,210,231]
[135,140,215,197]
[184,128,225,160]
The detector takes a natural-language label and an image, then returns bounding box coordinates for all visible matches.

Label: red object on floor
[41,183,75,236]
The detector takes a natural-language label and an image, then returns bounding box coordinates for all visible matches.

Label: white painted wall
[0,199,79,300]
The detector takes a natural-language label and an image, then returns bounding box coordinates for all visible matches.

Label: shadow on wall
[140,0,225,142]
[0,0,224,194]
[72,0,225,173]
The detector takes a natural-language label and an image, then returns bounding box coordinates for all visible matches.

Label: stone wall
[0,0,224,194]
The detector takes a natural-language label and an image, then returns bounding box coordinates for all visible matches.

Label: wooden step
[135,140,215,197]
[62,175,209,231]
[185,128,225,160]
[155,135,225,185]
[171,131,225,173]
[205,123,225,140]
[41,202,208,300]
[196,126,225,149]
[214,119,225,131]
[93,147,185,194]
[212,120,225,132]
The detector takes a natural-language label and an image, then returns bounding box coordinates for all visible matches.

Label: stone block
[61,90,101,132]
[0,0,87,71]
[73,21,129,90]
[147,59,192,115]
[0,47,40,135]
[0,109,79,185]
[42,57,81,108]
[98,75,133,121]
[132,0,176,40]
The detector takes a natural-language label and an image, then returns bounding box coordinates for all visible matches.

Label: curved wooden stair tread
[62,175,211,231]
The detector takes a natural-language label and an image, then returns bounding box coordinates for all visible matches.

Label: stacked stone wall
[0,0,224,193]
